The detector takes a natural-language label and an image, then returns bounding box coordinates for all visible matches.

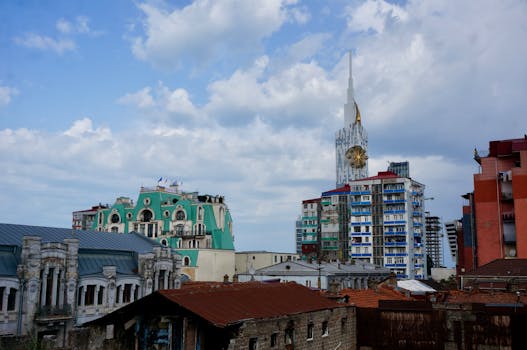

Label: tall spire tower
[335,51,368,187]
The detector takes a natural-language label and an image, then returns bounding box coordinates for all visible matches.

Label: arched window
[175,210,185,221]
[197,206,203,220]
[160,239,168,247]
[183,257,190,266]
[111,227,119,233]
[141,209,153,222]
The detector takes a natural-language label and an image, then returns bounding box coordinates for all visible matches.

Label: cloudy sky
[1,0,526,265]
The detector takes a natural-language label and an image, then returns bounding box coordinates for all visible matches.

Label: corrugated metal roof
[159,282,344,327]
[78,253,138,277]
[397,279,436,293]
[0,223,160,254]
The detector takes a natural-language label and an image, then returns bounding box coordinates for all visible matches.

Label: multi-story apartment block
[300,198,321,261]
[425,213,443,268]
[72,204,108,230]
[444,220,460,265]
[320,187,351,261]
[348,172,427,279]
[73,182,235,281]
[457,137,527,271]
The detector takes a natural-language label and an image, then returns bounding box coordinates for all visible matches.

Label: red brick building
[461,137,527,271]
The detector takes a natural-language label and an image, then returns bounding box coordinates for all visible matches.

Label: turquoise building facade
[76,183,235,281]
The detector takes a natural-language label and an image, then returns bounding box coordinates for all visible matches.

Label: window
[85,285,96,306]
[270,333,278,347]
[141,209,153,222]
[176,210,185,220]
[184,256,191,266]
[0,287,4,310]
[123,284,132,303]
[307,323,314,340]
[321,321,329,336]
[7,288,16,311]
[111,213,120,223]
[98,286,105,305]
[248,338,258,350]
[176,224,184,236]
[284,328,294,345]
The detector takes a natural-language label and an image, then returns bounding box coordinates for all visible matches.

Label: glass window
[249,338,258,350]
[270,333,278,347]
[322,321,329,336]
[307,323,314,340]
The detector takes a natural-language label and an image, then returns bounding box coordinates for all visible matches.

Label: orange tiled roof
[340,285,411,308]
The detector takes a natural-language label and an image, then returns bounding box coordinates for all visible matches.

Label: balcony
[385,241,407,247]
[384,199,406,204]
[384,220,406,225]
[351,253,372,257]
[384,231,406,236]
[501,192,513,201]
[35,304,73,321]
[383,189,405,193]
[351,201,371,206]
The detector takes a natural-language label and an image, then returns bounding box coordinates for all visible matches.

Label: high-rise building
[73,182,235,281]
[444,219,461,269]
[299,198,321,261]
[425,213,443,268]
[458,137,527,270]
[320,186,351,261]
[387,161,410,178]
[336,52,368,187]
[347,171,427,279]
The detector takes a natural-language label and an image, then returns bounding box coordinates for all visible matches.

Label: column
[131,285,137,302]
[81,286,86,307]
[119,285,124,304]
[154,271,159,291]
[40,266,49,306]
[95,286,100,305]
[2,288,7,314]
[164,270,169,290]
[51,268,59,307]
[58,270,65,308]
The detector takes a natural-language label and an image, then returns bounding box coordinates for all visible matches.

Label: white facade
[348,174,427,279]
[336,52,368,187]
[235,251,299,274]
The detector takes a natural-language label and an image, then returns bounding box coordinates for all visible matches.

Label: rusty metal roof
[159,281,344,327]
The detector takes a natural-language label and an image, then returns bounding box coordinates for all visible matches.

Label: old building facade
[0,223,181,346]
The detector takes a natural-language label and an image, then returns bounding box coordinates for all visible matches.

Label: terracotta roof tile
[340,285,411,308]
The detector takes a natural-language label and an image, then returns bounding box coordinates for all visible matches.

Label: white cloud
[117,87,155,108]
[14,33,76,54]
[0,85,18,107]
[63,118,112,141]
[346,0,408,34]
[56,19,72,34]
[131,0,302,69]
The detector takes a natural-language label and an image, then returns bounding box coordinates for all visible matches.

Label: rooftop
[340,285,411,308]
[89,281,346,328]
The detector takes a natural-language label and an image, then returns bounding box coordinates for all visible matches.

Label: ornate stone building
[0,223,181,346]
[73,182,235,281]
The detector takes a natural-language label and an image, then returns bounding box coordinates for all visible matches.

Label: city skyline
[1,1,526,261]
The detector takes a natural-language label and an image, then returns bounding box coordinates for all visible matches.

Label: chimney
[232,274,239,283]
[223,274,229,283]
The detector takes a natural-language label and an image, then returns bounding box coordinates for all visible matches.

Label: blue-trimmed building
[0,222,181,345]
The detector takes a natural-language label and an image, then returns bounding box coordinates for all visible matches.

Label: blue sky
[1,0,526,266]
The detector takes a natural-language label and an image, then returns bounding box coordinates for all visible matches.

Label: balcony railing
[35,304,72,319]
